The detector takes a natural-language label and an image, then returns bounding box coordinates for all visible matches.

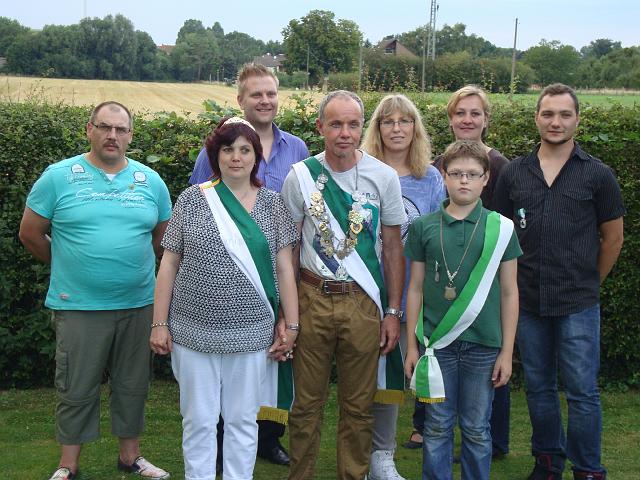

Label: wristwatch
[384,307,404,320]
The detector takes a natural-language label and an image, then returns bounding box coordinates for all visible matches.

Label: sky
[3,0,639,51]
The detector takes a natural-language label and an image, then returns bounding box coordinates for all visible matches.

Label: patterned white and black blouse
[162,185,297,354]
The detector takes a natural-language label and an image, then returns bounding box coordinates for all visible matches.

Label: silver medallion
[318,173,329,184]
[336,265,348,280]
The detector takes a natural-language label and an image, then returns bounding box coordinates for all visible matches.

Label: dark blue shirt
[493,143,625,316]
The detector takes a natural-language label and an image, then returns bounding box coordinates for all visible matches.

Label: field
[0,75,318,116]
[2,76,639,117]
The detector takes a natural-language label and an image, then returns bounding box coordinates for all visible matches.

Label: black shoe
[402,430,422,449]
[574,472,607,480]
[257,445,290,466]
[527,454,563,480]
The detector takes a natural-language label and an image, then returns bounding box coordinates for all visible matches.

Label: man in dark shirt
[493,83,625,480]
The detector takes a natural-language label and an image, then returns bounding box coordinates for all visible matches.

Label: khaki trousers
[288,280,380,480]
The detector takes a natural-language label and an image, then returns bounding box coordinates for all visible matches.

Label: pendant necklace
[439,210,483,300]
[309,160,366,280]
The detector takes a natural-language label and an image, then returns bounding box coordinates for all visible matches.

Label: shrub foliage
[1,96,638,388]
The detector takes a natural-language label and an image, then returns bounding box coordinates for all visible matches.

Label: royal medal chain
[439,210,483,300]
[309,162,366,280]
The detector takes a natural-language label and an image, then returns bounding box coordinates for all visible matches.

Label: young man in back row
[493,83,625,480]
[189,63,309,468]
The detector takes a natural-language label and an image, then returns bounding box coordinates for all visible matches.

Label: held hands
[268,317,298,362]
[379,314,400,355]
[491,350,513,388]
[150,325,172,355]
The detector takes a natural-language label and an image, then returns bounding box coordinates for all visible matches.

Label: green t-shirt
[404,200,522,348]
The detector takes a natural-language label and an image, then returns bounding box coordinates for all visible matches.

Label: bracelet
[384,307,404,320]
[286,323,300,331]
[151,322,169,328]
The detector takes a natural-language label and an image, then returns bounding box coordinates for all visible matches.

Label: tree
[282,10,362,83]
[523,40,580,86]
[176,19,207,44]
[580,38,622,59]
[171,31,219,81]
[0,17,29,57]
[264,40,284,55]
[221,31,265,78]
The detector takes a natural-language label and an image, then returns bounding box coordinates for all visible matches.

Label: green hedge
[1,96,638,388]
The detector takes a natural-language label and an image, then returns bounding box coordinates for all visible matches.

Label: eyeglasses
[445,170,486,181]
[91,123,131,136]
[380,119,414,129]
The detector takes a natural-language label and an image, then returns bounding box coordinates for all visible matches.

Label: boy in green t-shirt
[404,140,521,480]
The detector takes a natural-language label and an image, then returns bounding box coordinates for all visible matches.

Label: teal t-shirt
[404,200,522,348]
[26,154,172,310]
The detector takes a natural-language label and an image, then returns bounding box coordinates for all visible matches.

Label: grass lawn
[1,381,638,479]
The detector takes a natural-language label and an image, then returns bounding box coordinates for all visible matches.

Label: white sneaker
[369,449,406,480]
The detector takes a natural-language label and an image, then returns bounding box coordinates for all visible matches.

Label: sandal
[402,430,423,449]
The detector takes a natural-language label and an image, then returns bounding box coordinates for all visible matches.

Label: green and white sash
[293,157,405,404]
[200,179,293,424]
[410,211,514,403]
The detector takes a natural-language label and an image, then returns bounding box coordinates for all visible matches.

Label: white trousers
[172,343,267,480]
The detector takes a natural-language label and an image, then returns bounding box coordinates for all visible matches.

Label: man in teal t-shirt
[19,101,172,480]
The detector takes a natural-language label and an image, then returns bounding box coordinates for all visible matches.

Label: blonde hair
[446,85,491,138]
[237,63,279,97]
[361,94,432,178]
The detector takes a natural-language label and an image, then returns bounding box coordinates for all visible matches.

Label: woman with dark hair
[150,117,299,479]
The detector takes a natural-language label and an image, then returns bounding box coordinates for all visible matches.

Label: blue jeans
[422,341,498,480]
[517,304,606,475]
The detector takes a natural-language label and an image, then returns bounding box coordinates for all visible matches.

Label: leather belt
[299,268,363,295]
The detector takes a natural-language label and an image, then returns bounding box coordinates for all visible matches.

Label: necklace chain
[309,160,368,274]
[439,209,483,286]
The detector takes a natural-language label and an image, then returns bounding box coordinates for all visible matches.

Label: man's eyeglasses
[91,123,131,136]
[380,119,414,129]
[445,170,486,181]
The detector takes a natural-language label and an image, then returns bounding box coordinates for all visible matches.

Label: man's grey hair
[89,101,133,129]
[317,90,365,123]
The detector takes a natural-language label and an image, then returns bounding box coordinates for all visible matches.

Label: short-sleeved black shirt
[493,143,625,316]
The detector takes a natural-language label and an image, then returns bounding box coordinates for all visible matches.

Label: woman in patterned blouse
[150,118,299,480]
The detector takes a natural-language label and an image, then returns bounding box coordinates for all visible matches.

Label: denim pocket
[55,350,69,391]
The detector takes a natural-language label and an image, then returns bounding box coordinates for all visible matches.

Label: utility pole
[306,45,310,90]
[358,41,363,91]
[421,23,428,91]
[510,18,519,99]
[425,0,438,89]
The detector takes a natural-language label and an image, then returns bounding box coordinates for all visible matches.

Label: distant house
[252,53,286,73]
[157,44,175,55]
[376,38,418,59]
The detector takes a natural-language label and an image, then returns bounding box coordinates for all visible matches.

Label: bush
[1,96,638,388]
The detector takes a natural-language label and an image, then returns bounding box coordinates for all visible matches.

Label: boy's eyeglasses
[445,170,486,181]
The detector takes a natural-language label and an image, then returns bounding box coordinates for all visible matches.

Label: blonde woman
[362,94,445,480]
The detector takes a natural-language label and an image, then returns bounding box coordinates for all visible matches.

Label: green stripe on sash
[304,157,387,310]
[414,211,502,403]
[214,180,279,316]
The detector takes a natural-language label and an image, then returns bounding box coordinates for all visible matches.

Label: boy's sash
[293,158,405,404]
[200,180,293,423]
[410,211,513,403]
